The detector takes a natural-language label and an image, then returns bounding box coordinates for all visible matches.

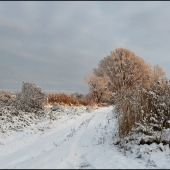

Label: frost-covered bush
[0,89,15,107]
[115,81,170,144]
[115,87,142,138]
[15,82,46,112]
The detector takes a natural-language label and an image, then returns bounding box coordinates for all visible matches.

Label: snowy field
[0,106,170,169]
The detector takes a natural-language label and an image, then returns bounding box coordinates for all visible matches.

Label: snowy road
[0,106,146,169]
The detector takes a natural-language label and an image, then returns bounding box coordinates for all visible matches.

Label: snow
[0,106,170,169]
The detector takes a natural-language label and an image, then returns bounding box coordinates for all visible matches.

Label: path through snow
[0,106,146,169]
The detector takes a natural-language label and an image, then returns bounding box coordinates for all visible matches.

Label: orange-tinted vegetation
[44,93,99,107]
[0,89,15,103]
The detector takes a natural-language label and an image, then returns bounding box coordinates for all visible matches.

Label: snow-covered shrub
[15,82,46,112]
[0,89,15,107]
[115,81,170,144]
[115,87,143,138]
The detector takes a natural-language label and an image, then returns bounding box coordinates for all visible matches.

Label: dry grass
[45,93,79,106]
[0,87,105,110]
[44,93,102,107]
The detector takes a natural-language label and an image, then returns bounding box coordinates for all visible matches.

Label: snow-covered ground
[0,106,169,169]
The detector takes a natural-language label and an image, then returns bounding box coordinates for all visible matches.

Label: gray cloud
[0,2,170,94]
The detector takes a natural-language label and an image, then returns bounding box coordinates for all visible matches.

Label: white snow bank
[0,106,169,169]
[0,106,145,169]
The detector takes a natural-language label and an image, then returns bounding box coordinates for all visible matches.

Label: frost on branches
[115,81,170,146]
[15,82,46,112]
[0,82,94,134]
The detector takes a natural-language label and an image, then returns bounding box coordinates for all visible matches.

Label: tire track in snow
[59,107,112,169]
[0,107,146,169]
[59,114,96,169]
[58,106,146,169]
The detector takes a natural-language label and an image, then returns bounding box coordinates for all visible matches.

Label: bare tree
[152,64,166,84]
[83,74,112,103]
[93,48,153,92]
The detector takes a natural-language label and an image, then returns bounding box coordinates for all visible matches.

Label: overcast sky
[0,1,170,94]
